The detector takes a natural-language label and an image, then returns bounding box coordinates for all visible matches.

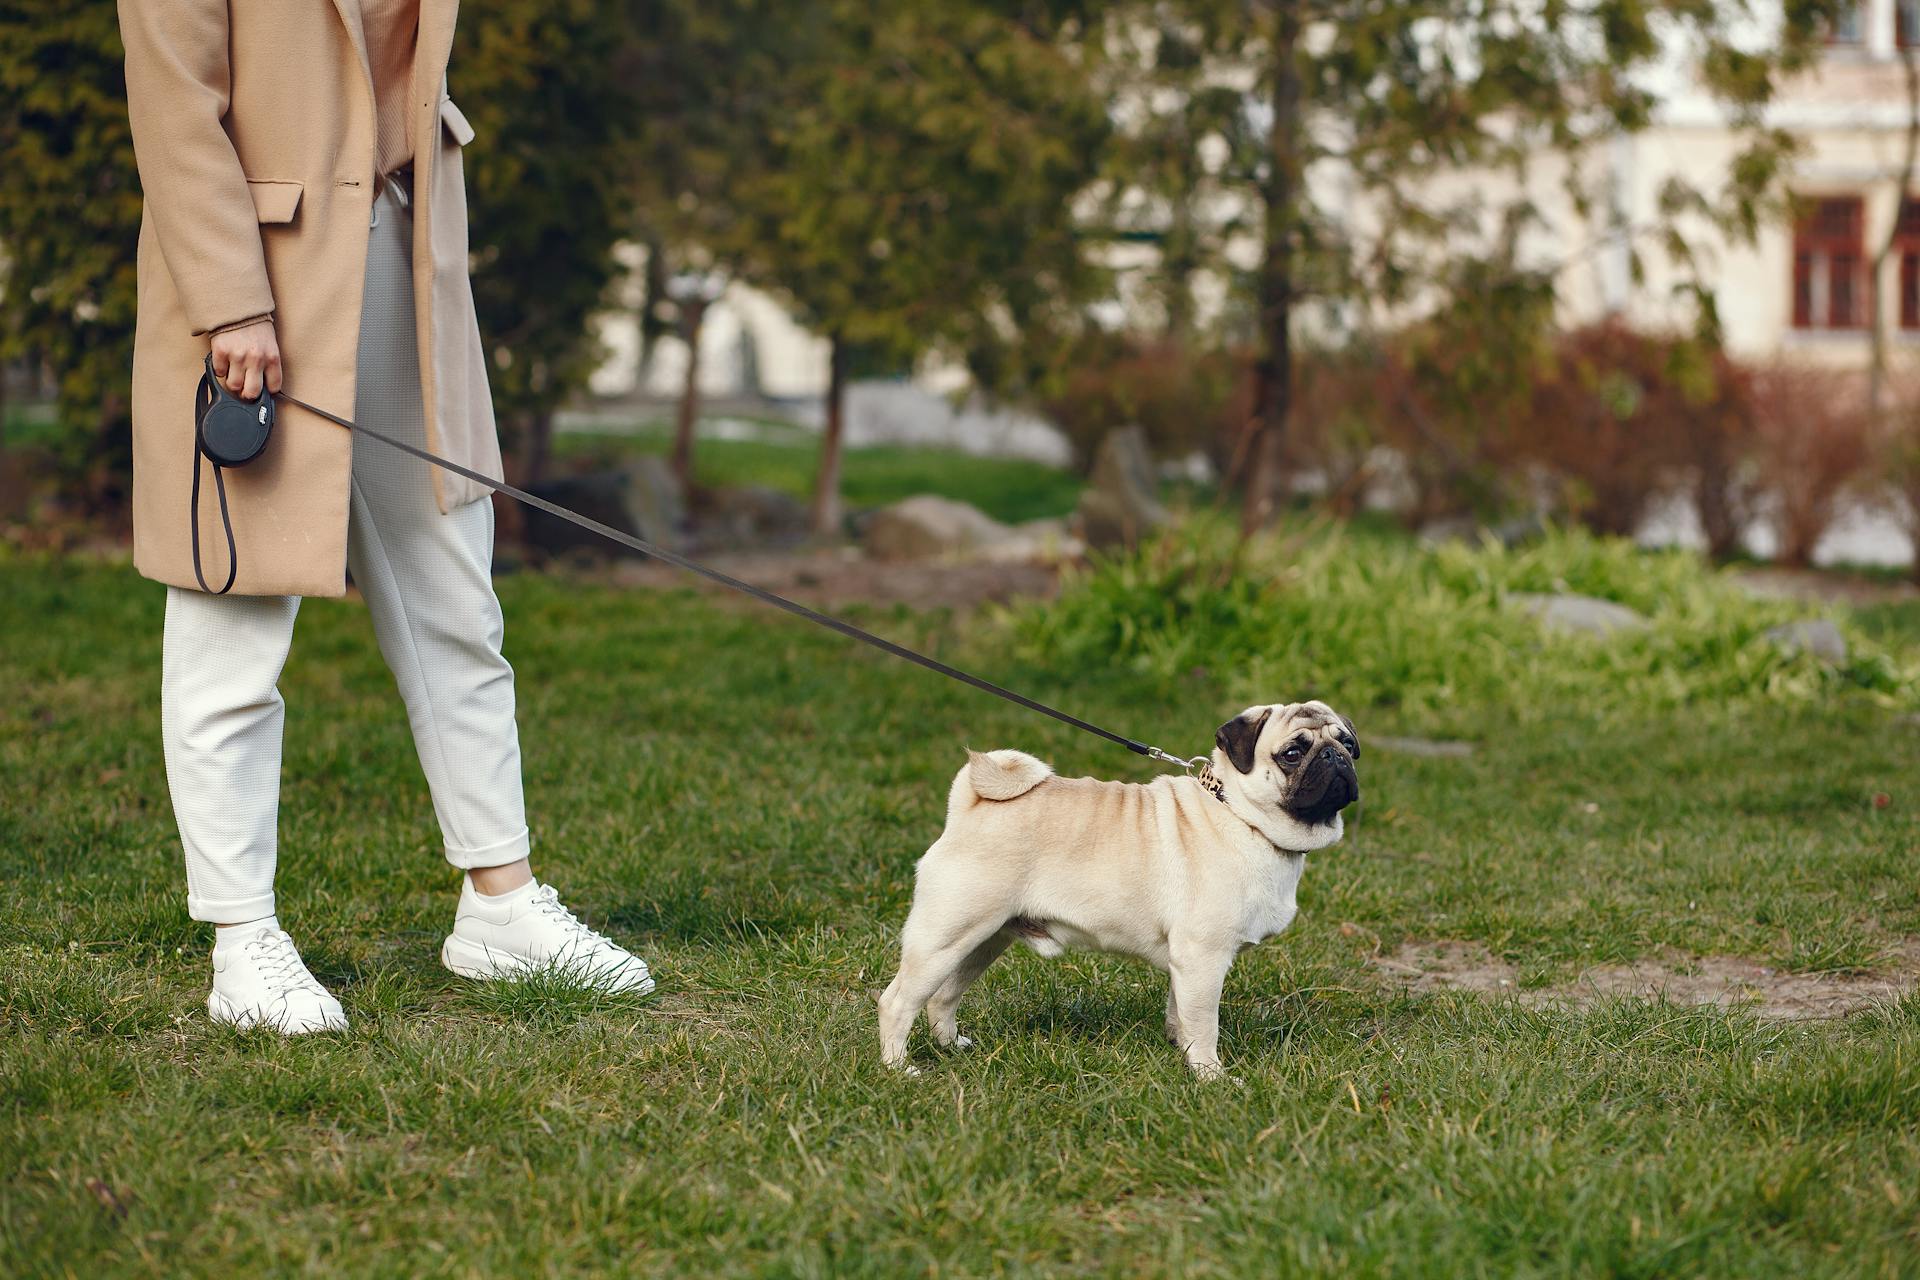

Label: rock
[1490,512,1549,549]
[1418,512,1546,550]
[1075,426,1170,549]
[1368,735,1475,759]
[1764,619,1848,665]
[522,458,685,560]
[864,495,1014,561]
[977,517,1086,564]
[1416,516,1480,548]
[700,484,810,549]
[1511,592,1649,637]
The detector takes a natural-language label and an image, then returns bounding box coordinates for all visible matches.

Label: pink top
[360,0,420,177]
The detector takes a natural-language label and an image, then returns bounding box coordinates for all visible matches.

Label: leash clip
[1144,745,1211,775]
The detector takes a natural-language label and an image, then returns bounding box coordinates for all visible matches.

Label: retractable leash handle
[268,385,1204,771]
[188,355,276,594]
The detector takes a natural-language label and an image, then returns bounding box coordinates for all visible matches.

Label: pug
[878,701,1359,1079]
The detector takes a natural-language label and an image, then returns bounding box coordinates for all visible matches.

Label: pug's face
[1213,701,1360,829]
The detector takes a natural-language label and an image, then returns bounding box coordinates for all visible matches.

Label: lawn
[554,420,1087,525]
[3,524,1919,1277]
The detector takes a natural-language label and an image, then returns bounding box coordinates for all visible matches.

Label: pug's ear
[1215,707,1273,774]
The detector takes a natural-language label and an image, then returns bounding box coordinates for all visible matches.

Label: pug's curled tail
[951,749,1053,812]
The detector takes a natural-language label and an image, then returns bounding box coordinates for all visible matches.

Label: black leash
[268,388,1204,772]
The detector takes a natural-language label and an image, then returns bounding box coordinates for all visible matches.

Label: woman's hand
[210,318,283,401]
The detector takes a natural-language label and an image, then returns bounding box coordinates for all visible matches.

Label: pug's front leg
[1168,942,1236,1080]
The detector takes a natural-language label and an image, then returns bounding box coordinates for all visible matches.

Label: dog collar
[1191,758,1313,855]
[1195,760,1226,804]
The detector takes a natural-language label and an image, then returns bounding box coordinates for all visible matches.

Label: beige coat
[121,0,501,598]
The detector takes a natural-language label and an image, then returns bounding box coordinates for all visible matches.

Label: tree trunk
[670,295,708,496]
[1241,1,1301,538]
[637,234,670,385]
[519,409,555,487]
[1870,47,1919,419]
[810,335,847,539]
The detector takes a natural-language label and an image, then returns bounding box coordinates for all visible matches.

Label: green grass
[1,401,60,451]
[4,533,1920,1277]
[555,421,1086,525]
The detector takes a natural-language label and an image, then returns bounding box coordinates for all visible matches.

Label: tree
[1093,1,1842,535]
[0,0,642,507]
[0,1,141,512]
[1869,42,1918,420]
[716,0,1112,536]
[620,0,791,504]
[454,0,639,485]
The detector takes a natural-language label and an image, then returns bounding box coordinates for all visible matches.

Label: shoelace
[527,884,615,952]
[244,930,329,997]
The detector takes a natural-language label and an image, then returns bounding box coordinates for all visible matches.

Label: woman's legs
[349,180,651,994]
[162,586,301,925]
[344,179,531,881]
[163,587,346,1032]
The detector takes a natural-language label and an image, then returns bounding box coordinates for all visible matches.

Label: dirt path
[600,550,1061,613]
[1370,937,1920,1019]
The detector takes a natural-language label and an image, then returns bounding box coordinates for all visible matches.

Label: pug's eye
[1280,743,1305,763]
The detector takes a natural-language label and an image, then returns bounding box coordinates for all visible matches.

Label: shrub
[1745,363,1873,567]
[1286,344,1399,518]
[1004,515,1912,730]
[0,2,141,515]
[1520,323,1708,538]
[1040,335,1247,473]
[1874,375,1920,583]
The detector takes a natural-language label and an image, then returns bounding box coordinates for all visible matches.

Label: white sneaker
[441,879,655,995]
[208,926,348,1034]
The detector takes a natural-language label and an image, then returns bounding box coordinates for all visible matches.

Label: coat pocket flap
[246,179,303,224]
[440,97,476,147]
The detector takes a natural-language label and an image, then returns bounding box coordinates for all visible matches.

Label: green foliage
[715,1,1112,374]
[1095,1,1838,347]
[1007,516,1917,729]
[0,1,140,505]
[454,1,638,446]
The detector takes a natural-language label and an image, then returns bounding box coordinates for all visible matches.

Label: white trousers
[162,182,529,924]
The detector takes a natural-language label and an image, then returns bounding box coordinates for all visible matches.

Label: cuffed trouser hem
[445,827,531,870]
[187,890,278,926]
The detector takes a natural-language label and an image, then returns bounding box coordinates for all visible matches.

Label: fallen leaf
[85,1178,128,1220]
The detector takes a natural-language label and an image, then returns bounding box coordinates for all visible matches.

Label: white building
[1523,0,1919,364]
[590,2,1919,410]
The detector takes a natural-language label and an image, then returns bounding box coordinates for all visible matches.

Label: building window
[1900,0,1920,47]
[1793,196,1866,331]
[1900,197,1920,331]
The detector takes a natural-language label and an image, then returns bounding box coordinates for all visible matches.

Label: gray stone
[1418,512,1546,550]
[864,495,1014,560]
[1764,619,1849,665]
[523,458,685,560]
[1416,516,1480,548]
[1368,735,1476,759]
[1076,426,1170,550]
[697,484,811,549]
[978,518,1086,564]
[1511,592,1649,637]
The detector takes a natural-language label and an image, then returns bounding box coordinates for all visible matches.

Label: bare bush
[1746,363,1873,567]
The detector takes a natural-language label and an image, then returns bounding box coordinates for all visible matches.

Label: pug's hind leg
[879,905,1005,1070]
[927,931,1012,1050]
